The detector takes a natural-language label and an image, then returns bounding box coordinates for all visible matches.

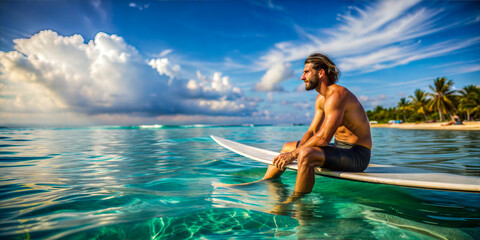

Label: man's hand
[273,152,296,171]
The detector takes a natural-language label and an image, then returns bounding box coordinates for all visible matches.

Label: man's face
[301,63,320,91]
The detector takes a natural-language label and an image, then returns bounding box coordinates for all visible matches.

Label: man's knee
[298,147,325,169]
[281,141,298,153]
[297,147,316,168]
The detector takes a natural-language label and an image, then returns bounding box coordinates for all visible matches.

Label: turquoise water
[0,125,479,239]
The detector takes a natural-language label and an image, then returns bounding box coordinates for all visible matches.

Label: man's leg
[293,147,325,194]
[262,141,298,180]
[215,141,299,187]
[270,147,325,215]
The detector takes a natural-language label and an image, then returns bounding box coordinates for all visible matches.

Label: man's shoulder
[326,84,350,98]
[315,93,325,104]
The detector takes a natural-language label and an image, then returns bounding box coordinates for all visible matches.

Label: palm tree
[458,85,479,121]
[472,88,480,120]
[409,89,429,121]
[427,77,456,121]
[397,97,410,123]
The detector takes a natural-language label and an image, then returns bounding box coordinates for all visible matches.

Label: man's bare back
[316,84,372,150]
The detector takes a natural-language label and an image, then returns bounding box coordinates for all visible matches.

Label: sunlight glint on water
[0,126,479,239]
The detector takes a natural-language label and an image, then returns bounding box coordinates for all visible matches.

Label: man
[442,114,463,126]
[263,53,372,196]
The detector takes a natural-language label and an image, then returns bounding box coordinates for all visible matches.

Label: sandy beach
[370,121,480,130]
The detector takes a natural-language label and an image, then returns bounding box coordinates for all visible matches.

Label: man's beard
[305,75,319,91]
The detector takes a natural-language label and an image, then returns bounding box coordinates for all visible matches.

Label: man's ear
[318,69,325,78]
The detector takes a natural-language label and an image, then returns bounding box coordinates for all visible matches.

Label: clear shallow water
[0,125,479,239]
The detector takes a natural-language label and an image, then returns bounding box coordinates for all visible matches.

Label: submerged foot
[269,193,306,216]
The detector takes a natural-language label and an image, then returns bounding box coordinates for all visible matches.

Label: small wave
[181,124,211,128]
[139,124,164,129]
[137,124,219,129]
[46,124,301,130]
[137,125,209,129]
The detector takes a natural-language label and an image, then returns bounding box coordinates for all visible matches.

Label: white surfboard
[211,135,480,193]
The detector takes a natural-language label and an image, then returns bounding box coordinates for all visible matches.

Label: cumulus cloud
[254,62,294,91]
[1,31,145,113]
[0,30,256,124]
[175,71,255,116]
[184,71,243,100]
[148,57,180,84]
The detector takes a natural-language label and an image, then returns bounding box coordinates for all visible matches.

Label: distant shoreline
[370,121,480,131]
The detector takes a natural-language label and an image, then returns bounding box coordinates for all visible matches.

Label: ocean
[0,125,479,239]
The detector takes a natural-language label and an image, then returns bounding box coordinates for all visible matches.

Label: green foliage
[458,85,480,121]
[367,79,478,123]
[409,89,430,121]
[367,106,400,124]
[426,77,456,121]
[397,97,412,123]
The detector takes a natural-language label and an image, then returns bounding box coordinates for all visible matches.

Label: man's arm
[273,91,346,170]
[295,91,345,152]
[298,97,324,147]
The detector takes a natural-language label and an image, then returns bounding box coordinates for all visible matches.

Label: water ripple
[0,127,478,239]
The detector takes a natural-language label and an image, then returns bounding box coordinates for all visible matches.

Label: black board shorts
[296,140,370,172]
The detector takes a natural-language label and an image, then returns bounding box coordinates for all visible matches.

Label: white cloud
[428,60,480,75]
[0,30,256,125]
[267,92,274,103]
[339,37,480,73]
[197,99,245,113]
[248,0,284,11]
[255,0,480,75]
[158,49,173,57]
[358,95,369,103]
[182,71,244,102]
[90,0,107,21]
[359,94,393,109]
[129,2,150,11]
[148,57,181,83]
[451,64,480,75]
[254,62,294,91]
[1,31,143,112]
[293,101,310,110]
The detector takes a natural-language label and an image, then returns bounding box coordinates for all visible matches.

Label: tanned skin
[263,63,372,195]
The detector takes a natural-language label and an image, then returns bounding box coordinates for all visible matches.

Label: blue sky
[0,0,479,126]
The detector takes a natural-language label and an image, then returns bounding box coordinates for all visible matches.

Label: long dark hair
[304,53,340,85]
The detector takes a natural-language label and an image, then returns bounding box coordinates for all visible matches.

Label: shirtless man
[264,53,372,196]
[442,114,463,126]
